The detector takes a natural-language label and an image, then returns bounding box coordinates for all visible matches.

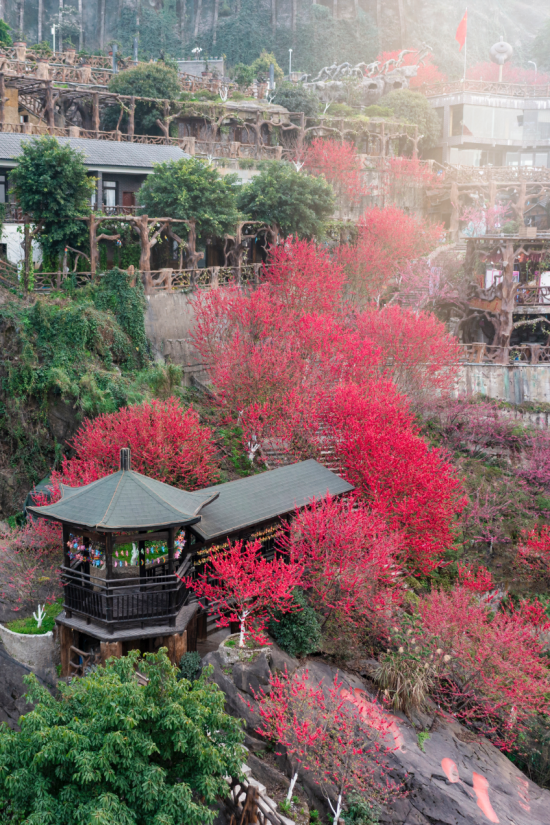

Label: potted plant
[0,599,63,676]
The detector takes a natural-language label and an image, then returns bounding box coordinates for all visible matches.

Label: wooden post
[45,80,55,130]
[100,640,123,665]
[23,219,30,295]
[92,92,100,136]
[59,624,74,677]
[105,533,113,627]
[128,95,135,138]
[0,74,4,129]
[168,525,176,626]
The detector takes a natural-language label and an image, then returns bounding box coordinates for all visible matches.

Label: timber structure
[27,451,352,677]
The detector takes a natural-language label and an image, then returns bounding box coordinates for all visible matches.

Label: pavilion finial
[120,448,131,471]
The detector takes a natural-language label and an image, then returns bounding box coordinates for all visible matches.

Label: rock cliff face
[204,649,550,825]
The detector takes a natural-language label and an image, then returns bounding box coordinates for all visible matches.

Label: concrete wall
[0,624,59,683]
[2,224,43,267]
[144,291,208,382]
[459,364,550,405]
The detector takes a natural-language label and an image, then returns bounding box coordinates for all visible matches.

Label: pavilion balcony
[61,555,195,632]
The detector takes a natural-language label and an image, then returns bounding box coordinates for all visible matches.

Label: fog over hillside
[2,0,549,76]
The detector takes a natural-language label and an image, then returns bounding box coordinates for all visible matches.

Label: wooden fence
[459,343,550,365]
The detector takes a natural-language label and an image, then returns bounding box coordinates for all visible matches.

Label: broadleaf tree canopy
[138,157,241,243]
[238,161,335,238]
[9,136,94,262]
[0,649,245,825]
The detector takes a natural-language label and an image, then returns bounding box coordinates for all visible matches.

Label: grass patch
[6,598,63,634]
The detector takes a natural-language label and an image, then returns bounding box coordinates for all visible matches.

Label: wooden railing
[460,343,550,365]
[515,286,550,306]
[62,557,192,630]
[9,265,263,294]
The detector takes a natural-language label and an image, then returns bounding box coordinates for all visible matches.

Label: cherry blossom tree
[184,539,303,646]
[417,586,550,750]
[0,514,62,612]
[516,525,550,582]
[305,138,366,217]
[253,669,403,824]
[53,398,219,490]
[337,207,443,305]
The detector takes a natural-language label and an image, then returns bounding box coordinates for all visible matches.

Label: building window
[520,153,534,167]
[449,147,487,167]
[103,180,117,208]
[535,153,548,168]
[0,175,6,203]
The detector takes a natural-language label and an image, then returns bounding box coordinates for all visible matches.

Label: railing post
[105,533,113,628]
[531,344,541,364]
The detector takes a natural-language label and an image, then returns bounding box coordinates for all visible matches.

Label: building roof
[27,469,218,531]
[191,459,354,543]
[0,133,189,172]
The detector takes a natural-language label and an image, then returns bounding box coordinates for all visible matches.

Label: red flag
[455,10,468,51]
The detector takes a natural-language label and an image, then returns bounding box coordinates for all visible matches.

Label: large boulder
[206,653,550,824]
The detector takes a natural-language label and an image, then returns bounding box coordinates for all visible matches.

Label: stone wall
[458,364,550,406]
[144,291,208,383]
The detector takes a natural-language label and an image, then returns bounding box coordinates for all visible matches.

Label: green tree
[138,158,240,243]
[532,19,550,73]
[9,136,94,263]
[0,650,245,825]
[0,20,12,47]
[238,161,335,238]
[272,81,319,116]
[251,50,284,82]
[268,587,322,658]
[383,89,441,151]
[231,62,256,88]
[106,64,181,134]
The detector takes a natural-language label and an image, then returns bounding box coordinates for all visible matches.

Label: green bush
[178,651,203,681]
[232,63,255,88]
[268,588,322,658]
[272,82,319,116]
[343,795,380,825]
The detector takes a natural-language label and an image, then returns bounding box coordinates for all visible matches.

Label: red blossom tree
[184,538,303,646]
[52,398,219,491]
[457,563,494,594]
[304,139,366,217]
[283,495,403,644]
[337,207,443,305]
[0,515,62,612]
[254,668,403,824]
[516,525,550,582]
[315,382,466,574]
[417,586,550,751]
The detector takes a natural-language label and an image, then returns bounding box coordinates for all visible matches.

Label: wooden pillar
[45,81,55,130]
[128,95,135,138]
[59,624,74,677]
[160,629,187,664]
[100,640,123,665]
[105,532,113,627]
[163,99,170,144]
[92,92,100,136]
[0,74,4,129]
[139,532,146,590]
[168,526,176,626]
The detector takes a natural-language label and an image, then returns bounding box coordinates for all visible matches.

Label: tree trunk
[193,0,202,38]
[99,0,106,51]
[78,0,83,51]
[128,96,135,137]
[23,219,30,296]
[89,213,97,279]
[59,0,64,52]
[19,0,24,34]
[397,0,405,48]
[0,74,5,127]
[134,214,152,273]
[212,0,219,45]
[177,0,186,43]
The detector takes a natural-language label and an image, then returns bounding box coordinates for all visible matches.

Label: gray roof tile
[0,133,188,169]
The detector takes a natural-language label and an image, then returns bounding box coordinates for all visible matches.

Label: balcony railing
[62,556,193,630]
[459,343,550,365]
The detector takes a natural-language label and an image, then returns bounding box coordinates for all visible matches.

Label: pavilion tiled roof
[26,470,218,531]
